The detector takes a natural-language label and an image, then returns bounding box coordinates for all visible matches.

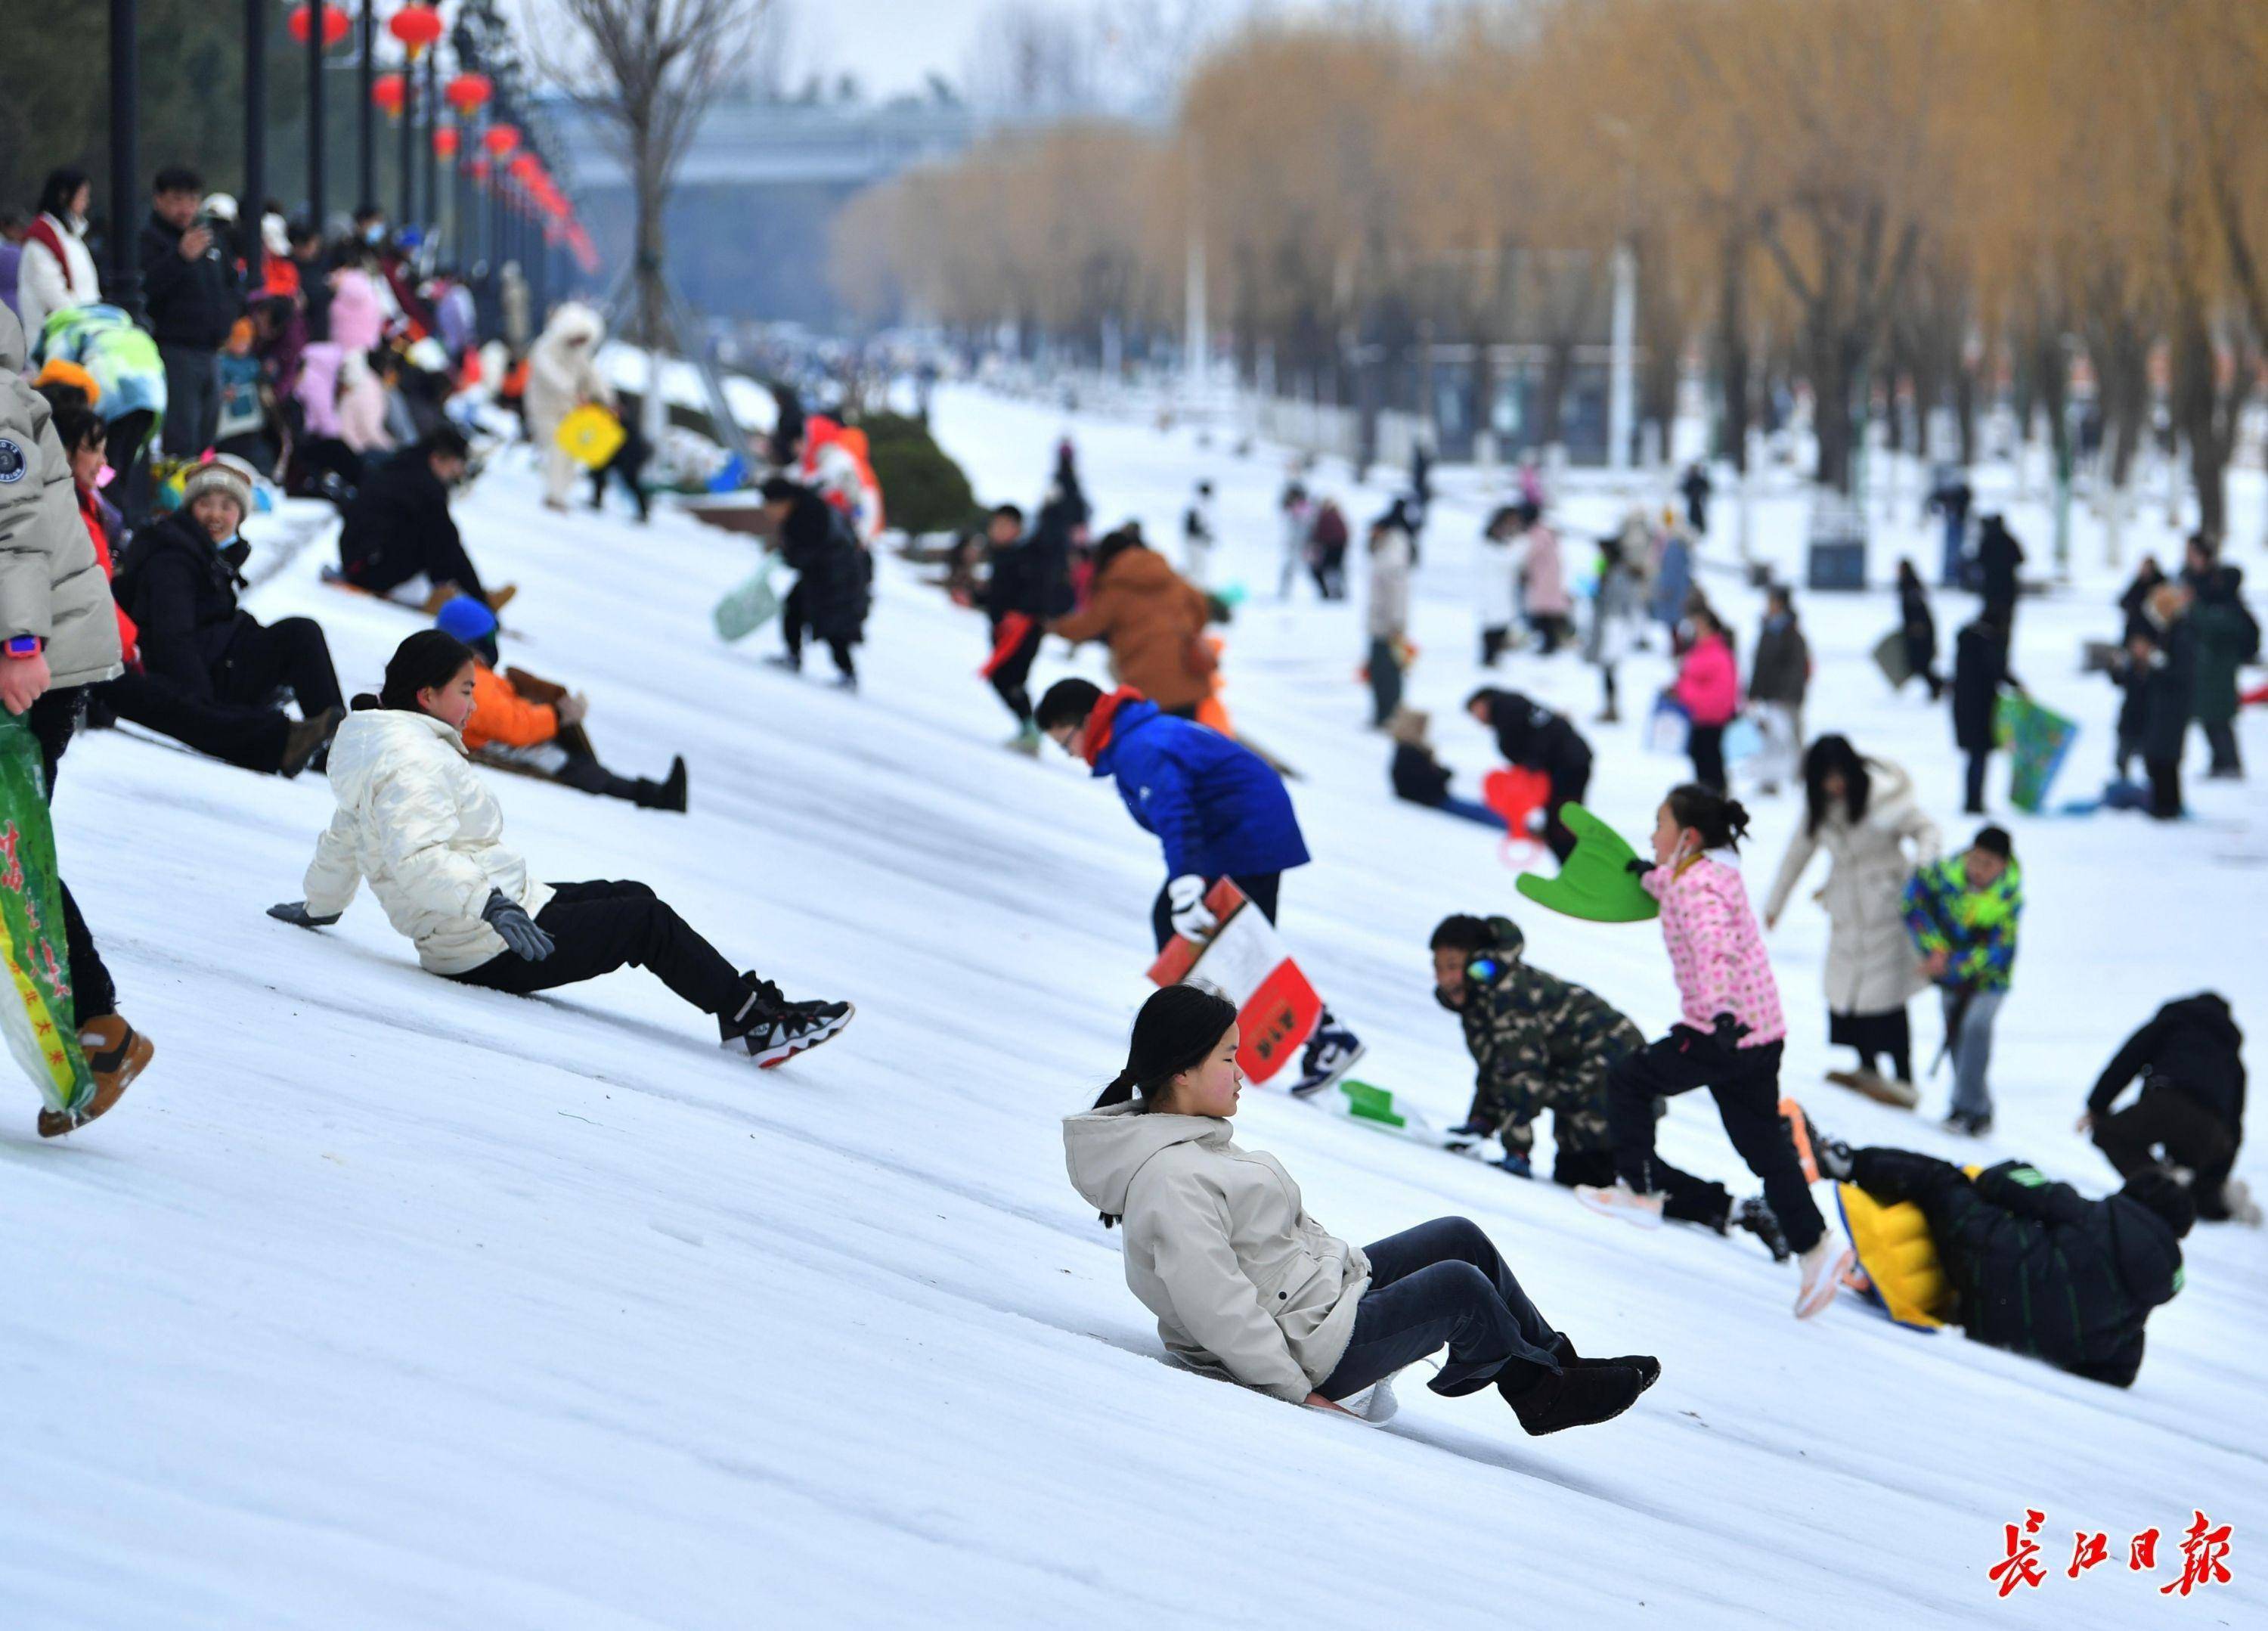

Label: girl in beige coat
[1763,738,1939,1095]
[1064,985,1659,1432]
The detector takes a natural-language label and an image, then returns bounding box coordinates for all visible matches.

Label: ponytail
[1091,984,1240,1227]
[376,629,479,715]
[1664,781,1752,853]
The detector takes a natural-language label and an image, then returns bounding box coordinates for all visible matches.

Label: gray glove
[268,901,342,929]
[482,889,555,962]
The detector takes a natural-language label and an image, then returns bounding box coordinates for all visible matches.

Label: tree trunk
[1535,337,1572,453]
[2173,305,2229,541]
[1810,318,1854,494]
[1718,231,1752,473]
[1954,358,1978,467]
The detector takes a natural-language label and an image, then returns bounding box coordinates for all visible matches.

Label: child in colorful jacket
[1578,783,1849,1316]
[1903,825,2022,1134]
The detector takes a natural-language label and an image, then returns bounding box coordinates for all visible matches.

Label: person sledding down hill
[268,630,850,1066]
[1036,676,1362,1096]
[433,597,687,811]
[1802,1116,2192,1387]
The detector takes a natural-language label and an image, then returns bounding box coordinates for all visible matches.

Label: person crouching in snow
[1430,913,1789,1256]
[1802,1116,2191,1386]
[268,630,849,1065]
[1036,677,1362,1096]
[432,597,687,811]
[1577,784,1849,1316]
[1465,687,1593,864]
[1063,984,1662,1431]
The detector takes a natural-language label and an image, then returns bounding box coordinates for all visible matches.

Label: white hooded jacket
[302,708,555,975]
[1063,1101,1371,1403]
[523,302,612,442]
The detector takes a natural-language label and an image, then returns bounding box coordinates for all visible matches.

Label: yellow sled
[556,404,627,470]
[1832,1168,1979,1331]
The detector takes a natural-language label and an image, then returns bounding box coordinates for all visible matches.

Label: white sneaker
[1575,1182,1666,1229]
[1794,1240,1857,1319]
[1337,1375,1400,1425]
[2222,1179,2263,1227]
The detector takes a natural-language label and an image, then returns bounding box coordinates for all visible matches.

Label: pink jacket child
[1641,854,1786,1048]
[1674,630,1740,727]
[1522,523,1572,616]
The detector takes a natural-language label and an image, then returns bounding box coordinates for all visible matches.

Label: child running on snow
[1577,784,1851,1316]
[268,630,852,1065]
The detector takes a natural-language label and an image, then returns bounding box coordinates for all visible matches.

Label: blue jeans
[1945,987,2006,1120]
[1436,795,1501,828]
[1318,1217,1564,1401]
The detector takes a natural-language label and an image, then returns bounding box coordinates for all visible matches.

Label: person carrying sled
[1465,687,1592,864]
[433,597,687,811]
[2080,992,2253,1225]
[1063,984,1662,1431]
[981,500,1074,753]
[1802,1120,2191,1387]
[757,474,868,690]
[1576,784,1848,1317]
[268,629,850,1065]
[1902,825,2022,1136]
[1036,676,1362,1095]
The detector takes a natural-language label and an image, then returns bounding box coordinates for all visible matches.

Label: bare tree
[531,0,767,351]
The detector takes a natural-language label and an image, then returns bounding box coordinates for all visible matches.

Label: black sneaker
[746,999,855,1068]
[1941,1109,1991,1137]
[1734,1196,1792,1262]
[1802,1108,1855,1183]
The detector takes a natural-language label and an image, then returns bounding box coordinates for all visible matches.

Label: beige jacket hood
[1064,1101,1371,1403]
[1764,757,1939,1014]
[302,708,555,974]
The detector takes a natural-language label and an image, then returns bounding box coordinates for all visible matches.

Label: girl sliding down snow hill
[268,630,852,1066]
[1576,783,1853,1318]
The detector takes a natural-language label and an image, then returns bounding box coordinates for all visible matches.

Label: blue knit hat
[435,595,498,644]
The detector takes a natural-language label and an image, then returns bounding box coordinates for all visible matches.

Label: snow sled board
[714,561,782,643]
[1516,803,1660,923]
[556,404,627,470]
[1826,1068,1919,1109]
[1872,630,1913,688]
[1148,879,1323,1086]
[1321,1078,1472,1152]
[1833,1182,1954,1330]
[0,716,96,1118]
[1994,693,2078,814]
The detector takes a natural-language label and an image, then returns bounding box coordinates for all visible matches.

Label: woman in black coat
[1949,612,2019,814]
[760,476,870,687]
[2136,585,2197,820]
[1975,515,2024,625]
[1895,559,1941,699]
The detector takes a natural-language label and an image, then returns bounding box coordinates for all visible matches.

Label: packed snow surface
[5,384,2263,1629]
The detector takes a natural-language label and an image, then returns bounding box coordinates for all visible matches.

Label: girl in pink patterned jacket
[1576,783,1852,1319]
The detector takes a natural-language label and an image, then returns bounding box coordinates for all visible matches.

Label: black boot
[1734,1196,1793,1262]
[1499,1362,1648,1434]
[634,756,689,813]
[1551,1334,1662,1393]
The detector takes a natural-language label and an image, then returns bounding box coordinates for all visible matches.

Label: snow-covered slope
[5,390,2263,1629]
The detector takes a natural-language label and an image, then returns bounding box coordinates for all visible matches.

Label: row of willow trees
[832,0,2268,534]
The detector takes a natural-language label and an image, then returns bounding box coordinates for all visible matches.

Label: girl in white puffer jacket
[268,630,853,1067]
[1062,985,1659,1433]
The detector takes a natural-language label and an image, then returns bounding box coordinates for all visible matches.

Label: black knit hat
[2120,1166,2197,1239]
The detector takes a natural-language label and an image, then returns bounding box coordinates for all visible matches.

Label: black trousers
[1318,1217,1565,1401]
[340,522,490,605]
[988,619,1043,727]
[216,616,344,718]
[553,753,664,807]
[2145,756,2182,820]
[1963,749,1991,814]
[1149,870,1278,953]
[159,343,221,457]
[1481,626,1511,667]
[450,880,746,1017]
[98,668,290,774]
[1606,1034,1825,1254]
[782,582,857,681]
[1687,724,1727,793]
[589,423,651,521]
[24,687,116,1019]
[1542,761,1591,864]
[1832,1006,1913,1085]
[2093,1086,2239,1219]
[2202,720,2241,774]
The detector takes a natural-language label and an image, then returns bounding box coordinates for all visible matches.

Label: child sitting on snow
[1387,709,1498,827]
[433,597,686,811]
[1577,783,1848,1316]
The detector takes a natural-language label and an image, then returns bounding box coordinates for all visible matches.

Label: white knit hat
[179,454,257,522]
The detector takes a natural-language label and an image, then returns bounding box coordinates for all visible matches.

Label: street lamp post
[107,0,142,320]
[397,65,414,228]
[307,1,327,227]
[420,51,440,246]
[357,0,375,214]
[244,0,266,286]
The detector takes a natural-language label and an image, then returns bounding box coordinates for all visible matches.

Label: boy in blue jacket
[1038,678,1362,1093]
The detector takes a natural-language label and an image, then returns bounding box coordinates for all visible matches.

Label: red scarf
[1080,686,1146,765]
[24,216,76,291]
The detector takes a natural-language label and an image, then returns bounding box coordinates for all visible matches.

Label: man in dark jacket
[758,475,869,688]
[982,499,1076,749]
[2137,585,2197,819]
[336,428,497,607]
[1039,677,1362,1095]
[1679,463,1713,536]
[138,167,243,458]
[112,457,343,722]
[1819,1134,2191,1386]
[2084,994,2251,1223]
[2190,566,2258,778]
[1465,687,1592,862]
[1975,513,2025,627]
[1950,610,2019,814]
[1749,585,1809,793]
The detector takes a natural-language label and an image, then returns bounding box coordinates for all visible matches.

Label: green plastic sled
[1514,802,1661,923]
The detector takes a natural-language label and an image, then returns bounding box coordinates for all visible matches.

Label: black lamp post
[308,1,327,227]
[107,0,142,320]
[420,51,441,244]
[357,0,376,214]
[397,60,414,227]
[244,0,266,286]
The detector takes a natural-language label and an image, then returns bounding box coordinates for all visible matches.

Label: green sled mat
[1514,802,1661,923]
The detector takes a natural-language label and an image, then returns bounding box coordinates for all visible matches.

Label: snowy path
[2,389,2263,1628]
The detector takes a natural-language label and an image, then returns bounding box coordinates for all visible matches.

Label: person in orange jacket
[435,597,686,811]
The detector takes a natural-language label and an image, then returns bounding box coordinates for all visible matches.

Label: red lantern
[388,3,445,57]
[432,126,460,159]
[508,153,540,186]
[445,71,492,114]
[482,123,520,158]
[288,4,352,48]
[469,157,491,184]
[372,72,407,118]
